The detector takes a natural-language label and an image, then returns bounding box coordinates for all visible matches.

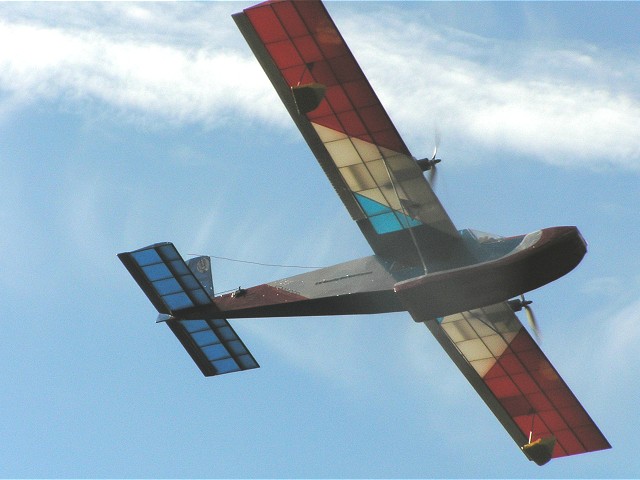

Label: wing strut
[381,157,428,274]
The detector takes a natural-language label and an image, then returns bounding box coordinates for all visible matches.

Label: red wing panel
[245,1,407,152]
[418,303,610,462]
[483,327,610,457]
[238,0,458,244]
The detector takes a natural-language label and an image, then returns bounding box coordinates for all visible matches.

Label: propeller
[508,294,541,341]
[416,130,442,187]
[427,145,440,187]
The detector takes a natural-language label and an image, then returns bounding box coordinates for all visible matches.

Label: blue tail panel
[118,243,213,315]
[167,318,259,377]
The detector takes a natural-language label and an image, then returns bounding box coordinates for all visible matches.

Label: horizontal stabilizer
[119,243,259,376]
[118,243,213,315]
[165,317,259,376]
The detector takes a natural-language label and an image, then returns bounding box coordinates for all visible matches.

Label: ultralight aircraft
[119,0,610,466]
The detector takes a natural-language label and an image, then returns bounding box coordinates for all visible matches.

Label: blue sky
[1,1,638,477]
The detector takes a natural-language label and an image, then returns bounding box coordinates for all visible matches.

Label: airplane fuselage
[181,226,586,321]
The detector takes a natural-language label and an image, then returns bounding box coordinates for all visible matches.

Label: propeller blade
[524,304,541,342]
[513,295,541,341]
[430,127,441,186]
[428,163,437,187]
[433,126,441,159]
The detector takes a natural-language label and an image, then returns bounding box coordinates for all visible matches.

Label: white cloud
[0,10,282,128]
[339,10,640,170]
[1,3,639,170]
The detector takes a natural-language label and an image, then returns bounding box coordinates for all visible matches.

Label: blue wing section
[354,193,422,234]
[119,242,213,314]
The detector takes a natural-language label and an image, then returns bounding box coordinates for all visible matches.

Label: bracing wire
[188,253,323,270]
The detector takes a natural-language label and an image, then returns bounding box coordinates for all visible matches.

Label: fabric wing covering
[238,0,458,240]
[420,302,610,461]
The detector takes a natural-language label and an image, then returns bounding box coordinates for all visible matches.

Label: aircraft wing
[414,302,610,462]
[234,0,459,263]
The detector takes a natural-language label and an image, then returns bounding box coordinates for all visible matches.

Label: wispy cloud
[549,287,640,412]
[0,4,282,127]
[1,3,639,170]
[239,316,381,390]
[581,276,625,297]
[339,8,640,170]
[599,296,640,364]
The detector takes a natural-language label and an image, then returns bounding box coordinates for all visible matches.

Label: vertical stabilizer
[187,256,214,295]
